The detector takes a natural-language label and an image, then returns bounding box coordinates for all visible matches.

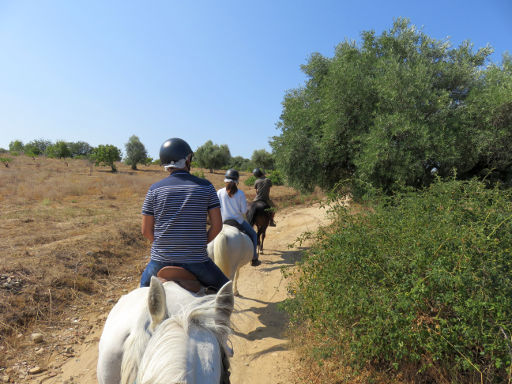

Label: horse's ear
[148,276,168,331]
[215,281,234,325]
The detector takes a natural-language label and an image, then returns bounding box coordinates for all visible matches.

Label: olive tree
[8,140,24,153]
[194,140,231,173]
[271,18,499,196]
[124,135,148,170]
[46,141,72,158]
[251,149,274,170]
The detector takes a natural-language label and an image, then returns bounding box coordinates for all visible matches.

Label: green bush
[0,157,12,166]
[244,171,284,187]
[285,178,512,382]
[191,170,205,179]
[244,175,256,187]
[267,169,284,186]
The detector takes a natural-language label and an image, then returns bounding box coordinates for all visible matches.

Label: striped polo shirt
[141,170,220,263]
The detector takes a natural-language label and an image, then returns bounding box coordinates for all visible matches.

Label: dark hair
[226,181,238,197]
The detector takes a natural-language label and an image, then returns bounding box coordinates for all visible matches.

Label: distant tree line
[270,18,512,197]
[7,137,146,172]
[9,139,94,159]
[192,140,275,174]
[6,136,276,174]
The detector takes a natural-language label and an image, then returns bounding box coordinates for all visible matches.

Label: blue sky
[0,0,510,160]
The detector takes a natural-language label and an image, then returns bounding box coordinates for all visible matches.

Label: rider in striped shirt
[139,138,229,291]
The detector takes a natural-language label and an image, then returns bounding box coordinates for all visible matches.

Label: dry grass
[0,154,321,370]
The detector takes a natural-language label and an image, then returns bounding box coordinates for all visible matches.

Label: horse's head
[120,277,234,384]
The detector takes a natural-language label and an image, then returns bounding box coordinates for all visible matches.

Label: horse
[97,276,234,384]
[246,201,271,256]
[207,224,253,296]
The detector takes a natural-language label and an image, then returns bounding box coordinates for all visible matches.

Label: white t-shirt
[217,188,248,224]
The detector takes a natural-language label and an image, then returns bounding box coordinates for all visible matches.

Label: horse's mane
[121,291,232,384]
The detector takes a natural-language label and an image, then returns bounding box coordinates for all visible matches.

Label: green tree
[9,140,24,153]
[24,139,52,156]
[91,144,122,172]
[194,140,231,173]
[46,141,72,158]
[124,135,148,170]
[68,141,93,158]
[463,54,512,185]
[251,149,274,170]
[229,156,252,172]
[271,18,498,196]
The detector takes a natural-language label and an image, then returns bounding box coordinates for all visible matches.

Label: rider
[217,169,260,267]
[139,137,229,291]
[252,168,276,227]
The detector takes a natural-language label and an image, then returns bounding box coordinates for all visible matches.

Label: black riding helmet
[224,169,239,182]
[159,138,193,165]
[252,168,264,178]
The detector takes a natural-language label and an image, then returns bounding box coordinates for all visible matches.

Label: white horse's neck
[137,316,224,384]
[137,318,189,383]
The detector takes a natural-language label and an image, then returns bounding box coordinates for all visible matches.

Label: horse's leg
[261,228,266,254]
[257,230,263,255]
[233,268,240,296]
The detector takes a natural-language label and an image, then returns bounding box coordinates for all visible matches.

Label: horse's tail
[247,203,256,226]
[214,229,233,280]
[248,201,269,226]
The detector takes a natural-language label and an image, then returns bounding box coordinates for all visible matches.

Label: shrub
[191,170,205,179]
[267,169,284,186]
[244,175,256,187]
[285,178,512,383]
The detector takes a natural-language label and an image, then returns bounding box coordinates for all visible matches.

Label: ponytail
[226,181,238,197]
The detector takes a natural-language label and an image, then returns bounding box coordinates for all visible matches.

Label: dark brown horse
[247,200,271,255]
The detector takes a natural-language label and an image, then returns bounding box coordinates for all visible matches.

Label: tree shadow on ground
[232,300,289,342]
[257,247,309,273]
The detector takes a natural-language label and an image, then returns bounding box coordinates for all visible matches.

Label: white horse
[207,224,253,296]
[97,277,234,384]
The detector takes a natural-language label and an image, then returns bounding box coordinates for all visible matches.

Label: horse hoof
[251,259,261,267]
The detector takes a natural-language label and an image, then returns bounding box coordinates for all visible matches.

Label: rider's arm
[141,214,155,243]
[207,207,222,242]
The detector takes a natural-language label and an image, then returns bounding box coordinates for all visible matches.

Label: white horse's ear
[215,281,234,325]
[148,276,168,331]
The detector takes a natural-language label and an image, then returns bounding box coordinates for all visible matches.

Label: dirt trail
[39,203,330,384]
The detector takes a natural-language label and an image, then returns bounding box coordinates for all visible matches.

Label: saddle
[156,266,202,293]
[223,219,244,231]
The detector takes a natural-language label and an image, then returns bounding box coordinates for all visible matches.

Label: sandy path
[39,203,330,384]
